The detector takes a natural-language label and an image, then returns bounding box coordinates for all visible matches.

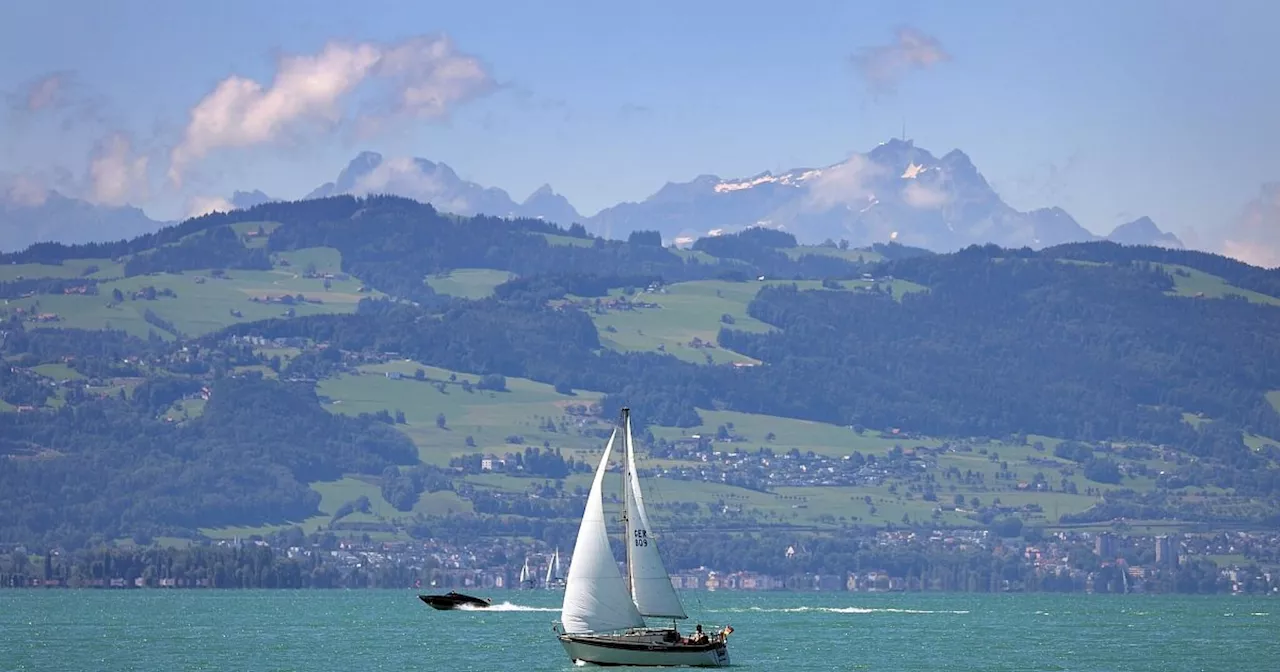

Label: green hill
[3,196,1280,551]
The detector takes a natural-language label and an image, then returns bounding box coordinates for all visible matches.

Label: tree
[414,368,425,381]
[477,374,507,392]
[990,517,1023,538]
[436,413,447,429]
[628,230,663,247]
[111,288,124,303]
[1084,458,1122,484]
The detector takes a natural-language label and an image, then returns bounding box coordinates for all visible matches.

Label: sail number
[633,529,649,547]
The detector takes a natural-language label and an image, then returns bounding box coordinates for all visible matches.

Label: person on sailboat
[689,625,708,645]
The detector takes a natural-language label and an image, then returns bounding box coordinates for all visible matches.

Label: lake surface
[2,590,1274,671]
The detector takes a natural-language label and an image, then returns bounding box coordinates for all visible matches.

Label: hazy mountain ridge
[0,189,167,253]
[587,139,1183,251]
[303,151,582,223]
[0,141,1185,255]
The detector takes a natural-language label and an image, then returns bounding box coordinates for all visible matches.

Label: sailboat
[555,408,732,667]
[519,557,535,589]
[545,548,566,590]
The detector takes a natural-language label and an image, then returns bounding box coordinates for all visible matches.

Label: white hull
[559,631,729,667]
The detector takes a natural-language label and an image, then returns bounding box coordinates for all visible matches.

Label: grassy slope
[0,259,124,281]
[589,278,925,364]
[197,355,1261,538]
[2,247,380,339]
[425,269,513,299]
[1161,264,1280,306]
[31,362,84,381]
[201,474,473,540]
[540,233,594,248]
[783,245,885,264]
[319,362,607,465]
[314,364,1132,531]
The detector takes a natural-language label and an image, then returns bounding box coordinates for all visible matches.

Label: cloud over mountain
[169,35,494,184]
[302,151,580,224]
[585,139,1184,253]
[1222,183,1280,269]
[88,132,149,207]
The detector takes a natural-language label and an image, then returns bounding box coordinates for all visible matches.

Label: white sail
[545,548,561,585]
[561,429,645,634]
[624,414,688,620]
[520,558,531,585]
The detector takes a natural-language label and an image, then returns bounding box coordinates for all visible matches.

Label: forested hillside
[2,195,1279,550]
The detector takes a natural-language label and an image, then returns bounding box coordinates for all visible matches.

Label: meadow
[425,268,514,299]
[1161,264,1280,306]
[3,247,380,339]
[317,362,607,466]
[584,278,924,364]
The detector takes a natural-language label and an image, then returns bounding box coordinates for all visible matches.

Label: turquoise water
[2,590,1274,671]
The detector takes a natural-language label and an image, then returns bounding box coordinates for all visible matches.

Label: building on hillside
[1155,535,1178,568]
[1095,532,1116,560]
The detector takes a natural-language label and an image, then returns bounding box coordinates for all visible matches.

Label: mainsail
[519,558,531,586]
[560,429,646,634]
[623,413,688,620]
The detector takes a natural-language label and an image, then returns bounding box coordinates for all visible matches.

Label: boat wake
[716,606,970,615]
[459,602,560,612]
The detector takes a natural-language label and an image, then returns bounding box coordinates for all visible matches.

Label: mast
[620,407,634,601]
[622,408,688,620]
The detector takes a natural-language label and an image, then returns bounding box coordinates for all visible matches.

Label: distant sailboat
[519,557,535,589]
[545,548,565,590]
[554,408,732,667]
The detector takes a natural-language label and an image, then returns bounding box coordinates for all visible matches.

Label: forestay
[624,415,688,620]
[560,429,646,634]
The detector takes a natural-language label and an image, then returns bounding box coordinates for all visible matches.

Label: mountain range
[270,140,1185,251]
[586,139,1183,251]
[0,187,166,253]
[0,140,1182,253]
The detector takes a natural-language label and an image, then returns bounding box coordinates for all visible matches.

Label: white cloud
[902,181,951,209]
[184,195,235,219]
[1221,183,1280,268]
[350,157,470,213]
[852,27,950,93]
[169,35,493,184]
[376,36,494,118]
[803,154,885,211]
[88,133,149,206]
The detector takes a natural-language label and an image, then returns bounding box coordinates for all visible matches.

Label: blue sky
[2,0,1278,258]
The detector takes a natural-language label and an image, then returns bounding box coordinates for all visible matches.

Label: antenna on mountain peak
[901,117,907,142]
